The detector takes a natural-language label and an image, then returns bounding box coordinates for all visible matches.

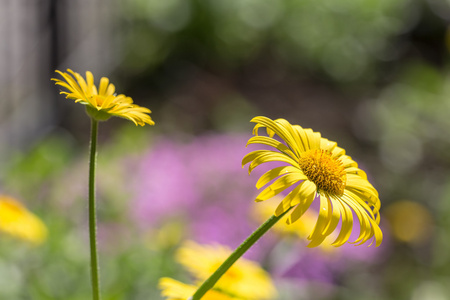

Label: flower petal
[285,180,316,222]
[331,199,354,246]
[246,136,296,159]
[255,173,306,202]
[251,116,300,154]
[98,77,110,96]
[242,150,299,174]
[256,166,302,189]
[274,184,303,216]
[306,194,331,247]
[322,195,341,237]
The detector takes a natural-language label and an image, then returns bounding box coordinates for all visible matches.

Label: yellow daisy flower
[242,116,382,247]
[52,69,154,126]
[0,196,47,244]
[161,241,277,300]
[159,277,240,300]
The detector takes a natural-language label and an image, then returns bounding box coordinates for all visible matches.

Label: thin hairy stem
[89,119,101,300]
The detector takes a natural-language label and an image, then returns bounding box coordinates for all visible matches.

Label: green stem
[89,119,101,300]
[191,207,292,300]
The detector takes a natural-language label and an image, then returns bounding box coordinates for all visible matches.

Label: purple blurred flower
[131,139,199,228]
[130,134,270,258]
[280,252,335,284]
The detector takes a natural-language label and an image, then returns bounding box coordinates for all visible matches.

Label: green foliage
[119,0,413,82]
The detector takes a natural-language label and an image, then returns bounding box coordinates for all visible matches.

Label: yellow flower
[160,241,277,300]
[159,277,240,300]
[52,69,154,126]
[0,196,47,244]
[242,116,382,247]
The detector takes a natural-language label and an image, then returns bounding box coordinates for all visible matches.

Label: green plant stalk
[89,119,101,300]
[191,207,292,300]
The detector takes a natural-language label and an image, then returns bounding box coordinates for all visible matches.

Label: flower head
[242,116,382,247]
[159,241,277,300]
[52,69,154,126]
[0,196,47,244]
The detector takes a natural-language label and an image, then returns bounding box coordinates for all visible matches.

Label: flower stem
[89,119,101,300]
[190,207,292,300]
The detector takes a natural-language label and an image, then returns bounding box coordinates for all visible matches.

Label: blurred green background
[1,0,450,299]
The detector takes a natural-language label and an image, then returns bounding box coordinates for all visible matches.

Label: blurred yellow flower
[159,277,239,300]
[159,241,277,300]
[384,200,433,244]
[242,116,382,247]
[146,221,186,251]
[53,69,154,126]
[0,196,47,244]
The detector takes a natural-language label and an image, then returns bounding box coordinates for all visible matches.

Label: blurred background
[1,0,450,299]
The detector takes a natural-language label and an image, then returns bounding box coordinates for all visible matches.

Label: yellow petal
[303,128,321,150]
[274,118,304,156]
[331,199,354,246]
[286,180,316,222]
[255,173,305,202]
[256,166,302,189]
[251,117,299,153]
[322,195,341,237]
[320,138,337,152]
[274,183,305,216]
[98,77,110,96]
[246,136,296,159]
[86,71,95,95]
[242,150,299,174]
[55,70,85,99]
[306,194,330,247]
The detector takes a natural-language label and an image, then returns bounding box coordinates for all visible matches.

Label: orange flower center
[298,149,346,196]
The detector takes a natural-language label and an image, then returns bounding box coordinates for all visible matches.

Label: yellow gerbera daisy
[242,116,382,247]
[164,241,277,300]
[0,196,47,244]
[52,69,154,126]
[159,277,240,300]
